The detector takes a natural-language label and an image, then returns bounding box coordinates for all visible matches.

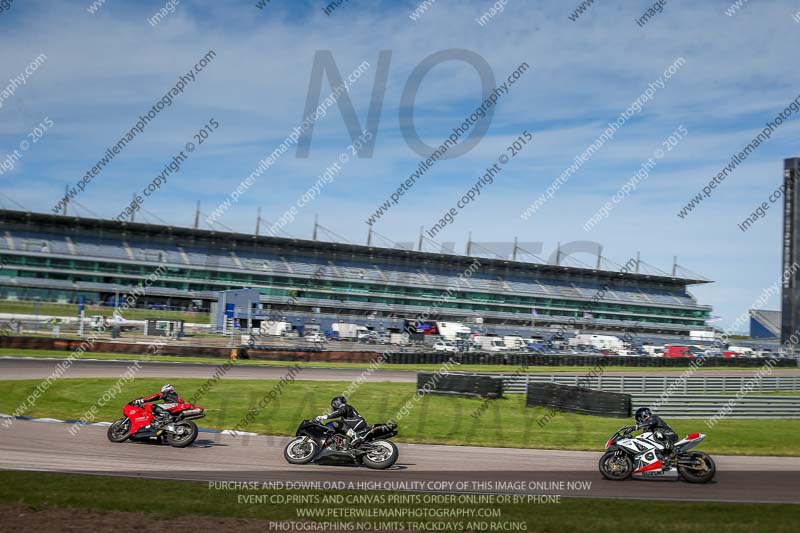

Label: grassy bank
[0,471,796,533]
[1,377,797,455]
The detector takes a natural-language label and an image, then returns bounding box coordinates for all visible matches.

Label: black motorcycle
[283,419,399,470]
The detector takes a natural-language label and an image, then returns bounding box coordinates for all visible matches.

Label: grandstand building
[0,209,713,336]
[750,309,781,340]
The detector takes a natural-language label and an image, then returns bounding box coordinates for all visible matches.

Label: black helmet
[331,396,347,410]
[635,407,653,425]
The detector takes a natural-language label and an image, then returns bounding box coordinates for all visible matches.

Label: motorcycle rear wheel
[678,451,716,483]
[284,437,318,464]
[362,440,399,470]
[599,451,633,481]
[107,418,131,443]
[166,421,198,448]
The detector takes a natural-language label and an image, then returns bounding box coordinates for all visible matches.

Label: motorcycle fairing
[122,401,205,438]
[633,450,662,474]
[123,403,156,435]
[615,432,664,455]
[675,433,706,452]
[616,432,676,477]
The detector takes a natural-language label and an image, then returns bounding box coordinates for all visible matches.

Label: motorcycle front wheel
[599,451,633,480]
[362,440,399,470]
[107,418,131,443]
[678,451,716,483]
[284,437,318,464]
[165,421,198,448]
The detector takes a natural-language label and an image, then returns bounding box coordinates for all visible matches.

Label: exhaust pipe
[180,408,205,421]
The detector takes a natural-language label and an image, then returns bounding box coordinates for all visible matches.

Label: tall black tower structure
[782,158,800,354]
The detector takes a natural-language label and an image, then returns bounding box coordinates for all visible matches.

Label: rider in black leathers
[635,407,678,459]
[315,396,367,446]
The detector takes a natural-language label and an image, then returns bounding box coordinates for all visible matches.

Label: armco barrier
[417,372,503,398]
[499,374,800,395]
[526,382,631,418]
[630,394,800,418]
[499,374,800,418]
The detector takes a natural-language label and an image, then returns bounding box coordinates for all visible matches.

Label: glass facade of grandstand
[0,211,712,334]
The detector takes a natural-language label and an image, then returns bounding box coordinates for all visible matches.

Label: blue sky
[1,0,798,331]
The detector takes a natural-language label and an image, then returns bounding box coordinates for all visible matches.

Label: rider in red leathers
[133,384,183,423]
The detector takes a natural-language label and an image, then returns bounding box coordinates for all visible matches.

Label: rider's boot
[660,445,676,468]
[346,428,363,448]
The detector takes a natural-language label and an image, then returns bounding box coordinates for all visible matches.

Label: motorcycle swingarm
[314,447,358,463]
[132,429,161,439]
[634,468,679,480]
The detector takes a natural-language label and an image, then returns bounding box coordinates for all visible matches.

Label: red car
[663,345,693,358]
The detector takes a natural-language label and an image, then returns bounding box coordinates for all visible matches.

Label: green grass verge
[0,300,210,323]
[0,348,779,374]
[1,377,798,456]
[0,471,797,533]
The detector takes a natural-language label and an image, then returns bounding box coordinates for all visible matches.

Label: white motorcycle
[599,425,716,483]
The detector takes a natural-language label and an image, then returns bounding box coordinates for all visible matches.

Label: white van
[474,336,508,352]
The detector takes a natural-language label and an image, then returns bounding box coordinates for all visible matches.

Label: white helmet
[161,383,175,395]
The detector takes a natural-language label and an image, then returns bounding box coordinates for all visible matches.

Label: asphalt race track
[0,420,797,504]
[4,357,799,382]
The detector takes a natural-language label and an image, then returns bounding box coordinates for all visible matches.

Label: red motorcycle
[107,399,205,448]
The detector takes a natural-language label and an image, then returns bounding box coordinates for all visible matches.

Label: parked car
[527,342,559,354]
[359,331,381,344]
[663,345,694,358]
[433,341,458,353]
[304,332,326,343]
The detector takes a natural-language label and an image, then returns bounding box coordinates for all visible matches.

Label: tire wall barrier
[0,335,381,363]
[0,336,796,367]
[0,335,231,357]
[526,382,632,418]
[238,348,379,363]
[387,352,797,368]
[417,372,503,398]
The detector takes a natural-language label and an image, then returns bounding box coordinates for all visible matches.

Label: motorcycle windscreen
[297,421,333,439]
